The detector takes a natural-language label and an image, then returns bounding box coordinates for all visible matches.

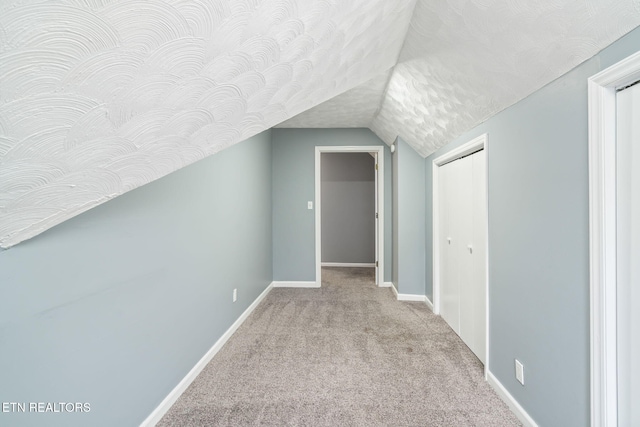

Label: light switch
[515,359,524,385]
[308,201,313,210]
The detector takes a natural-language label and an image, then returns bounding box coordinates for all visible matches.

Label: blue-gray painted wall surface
[394,138,426,295]
[0,131,273,427]
[272,128,392,282]
[424,156,434,302]
[423,28,640,427]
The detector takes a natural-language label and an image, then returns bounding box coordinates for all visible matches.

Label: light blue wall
[0,131,273,427]
[424,155,434,301]
[393,137,426,295]
[272,128,392,282]
[321,153,376,264]
[423,28,640,427]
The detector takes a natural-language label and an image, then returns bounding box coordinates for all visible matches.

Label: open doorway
[315,146,385,287]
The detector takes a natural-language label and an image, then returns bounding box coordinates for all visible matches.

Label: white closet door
[467,150,487,363]
[440,160,459,332]
[617,82,640,426]
[438,150,487,364]
[457,155,474,343]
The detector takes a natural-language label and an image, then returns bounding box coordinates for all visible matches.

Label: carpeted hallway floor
[158,267,521,426]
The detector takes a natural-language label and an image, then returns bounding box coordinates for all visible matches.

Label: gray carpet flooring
[158,267,521,426]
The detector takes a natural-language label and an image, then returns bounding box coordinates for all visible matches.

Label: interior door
[458,154,484,360]
[616,81,640,426]
[440,159,460,332]
[469,150,487,363]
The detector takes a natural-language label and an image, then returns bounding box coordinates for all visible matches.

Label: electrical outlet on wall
[515,359,524,385]
[233,288,237,303]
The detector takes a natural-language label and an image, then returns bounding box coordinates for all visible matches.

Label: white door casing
[616,77,640,427]
[588,49,640,427]
[315,146,385,286]
[374,151,379,284]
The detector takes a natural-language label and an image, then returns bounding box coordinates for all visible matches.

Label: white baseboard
[140,283,273,427]
[487,371,538,427]
[271,281,320,288]
[425,296,434,311]
[380,281,393,288]
[390,285,432,309]
[397,293,427,302]
[389,282,398,297]
[321,262,375,268]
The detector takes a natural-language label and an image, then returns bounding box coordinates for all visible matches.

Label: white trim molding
[381,281,394,288]
[425,296,434,311]
[315,146,386,288]
[588,49,640,427]
[389,282,399,297]
[397,293,427,302]
[487,371,539,427]
[271,281,320,288]
[321,262,376,268]
[140,283,273,426]
[432,133,490,376]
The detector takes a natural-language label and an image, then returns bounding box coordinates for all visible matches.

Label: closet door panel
[440,160,459,333]
[437,150,487,363]
[468,150,487,363]
[457,155,476,350]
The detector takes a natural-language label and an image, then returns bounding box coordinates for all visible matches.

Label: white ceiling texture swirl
[1,0,639,247]
[282,0,640,155]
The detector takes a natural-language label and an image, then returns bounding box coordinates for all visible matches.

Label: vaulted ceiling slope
[0,0,416,248]
[283,0,640,156]
[2,1,639,248]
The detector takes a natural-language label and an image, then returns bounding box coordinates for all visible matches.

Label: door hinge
[375,261,378,267]
[375,163,378,170]
[375,212,378,219]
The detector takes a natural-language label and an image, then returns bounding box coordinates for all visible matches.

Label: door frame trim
[588,49,640,427]
[315,146,385,286]
[432,133,488,377]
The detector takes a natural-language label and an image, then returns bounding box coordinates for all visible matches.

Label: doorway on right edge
[615,77,640,427]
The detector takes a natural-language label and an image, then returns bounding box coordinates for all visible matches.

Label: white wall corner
[389,282,399,297]
[140,282,273,426]
[425,296,434,311]
[487,371,539,427]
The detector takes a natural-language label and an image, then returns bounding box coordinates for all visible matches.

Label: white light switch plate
[308,201,313,209]
[515,359,524,385]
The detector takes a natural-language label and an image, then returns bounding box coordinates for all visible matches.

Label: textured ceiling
[277,70,391,128]
[0,0,416,248]
[370,0,640,156]
[1,0,639,248]
[283,1,640,156]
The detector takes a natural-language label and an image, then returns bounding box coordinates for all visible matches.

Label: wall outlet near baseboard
[233,289,237,303]
[515,359,524,385]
